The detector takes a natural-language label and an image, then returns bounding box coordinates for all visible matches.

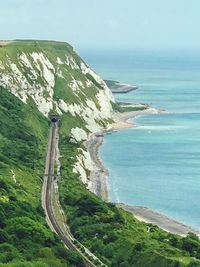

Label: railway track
[42,121,99,267]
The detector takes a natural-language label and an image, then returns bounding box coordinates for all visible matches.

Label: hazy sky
[1,0,200,51]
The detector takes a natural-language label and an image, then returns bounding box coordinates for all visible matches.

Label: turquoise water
[82,49,200,229]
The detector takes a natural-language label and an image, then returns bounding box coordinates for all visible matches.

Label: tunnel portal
[51,117,58,123]
[50,115,59,123]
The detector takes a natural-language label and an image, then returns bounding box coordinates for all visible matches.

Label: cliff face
[0,40,114,134]
[0,40,114,185]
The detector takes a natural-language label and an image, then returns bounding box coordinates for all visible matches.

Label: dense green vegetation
[58,116,200,267]
[0,87,85,267]
[1,41,200,267]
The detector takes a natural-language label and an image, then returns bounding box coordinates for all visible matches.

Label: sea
[81,48,200,229]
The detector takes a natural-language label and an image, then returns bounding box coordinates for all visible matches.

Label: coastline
[117,204,200,237]
[86,107,163,200]
[87,132,109,201]
[111,107,162,130]
[87,107,200,237]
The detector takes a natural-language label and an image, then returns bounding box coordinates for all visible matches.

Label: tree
[134,242,143,252]
[0,229,10,243]
[54,245,85,267]
[0,243,19,263]
[6,217,55,246]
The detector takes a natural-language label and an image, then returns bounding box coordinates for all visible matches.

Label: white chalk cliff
[0,40,114,184]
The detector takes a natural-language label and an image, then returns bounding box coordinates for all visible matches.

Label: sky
[1,0,200,51]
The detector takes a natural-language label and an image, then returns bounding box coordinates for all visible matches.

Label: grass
[0,40,101,109]
[0,87,85,267]
[1,40,200,267]
[112,102,148,112]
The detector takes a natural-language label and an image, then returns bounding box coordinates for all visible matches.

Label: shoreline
[86,132,109,201]
[87,107,162,201]
[117,204,200,237]
[111,107,163,130]
[86,107,200,237]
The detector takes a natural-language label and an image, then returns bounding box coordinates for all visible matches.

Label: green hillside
[0,40,200,266]
[0,87,85,267]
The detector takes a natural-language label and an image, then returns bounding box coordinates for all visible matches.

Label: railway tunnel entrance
[50,115,59,123]
[51,117,58,123]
